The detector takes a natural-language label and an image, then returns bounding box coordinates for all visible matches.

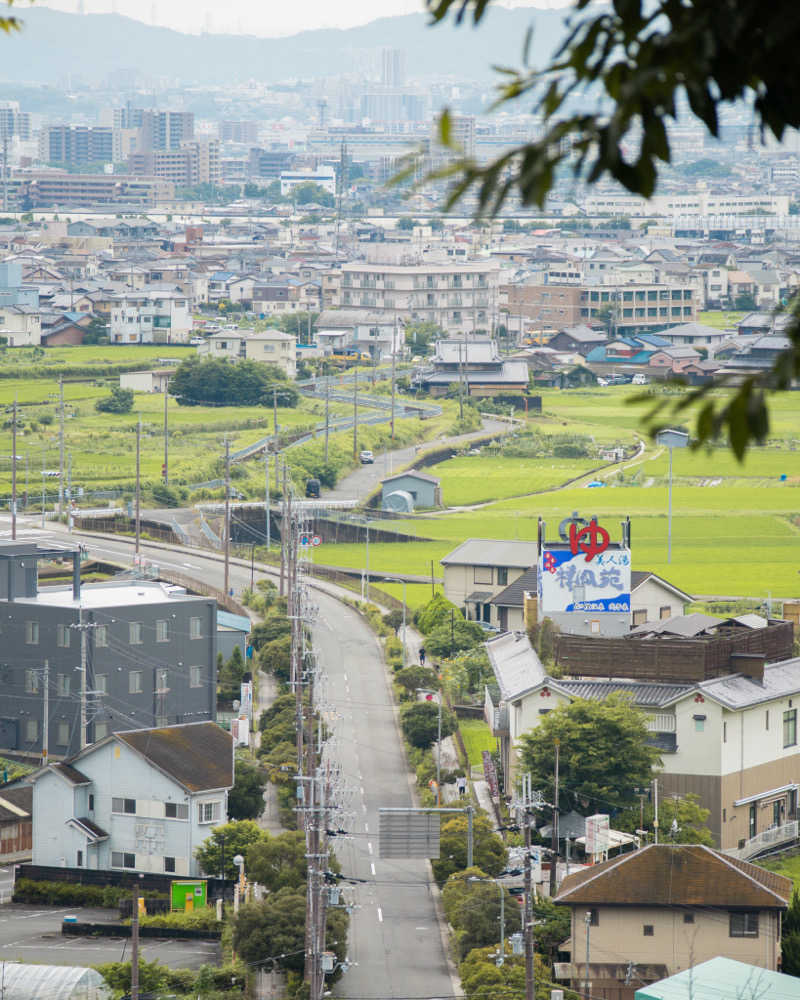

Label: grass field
[697,310,746,330]
[458,718,497,768]
[434,455,601,506]
[759,851,800,890]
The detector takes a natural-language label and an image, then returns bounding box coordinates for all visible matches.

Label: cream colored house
[0,305,42,346]
[242,329,297,379]
[485,631,800,854]
[554,844,791,1000]
[440,539,539,625]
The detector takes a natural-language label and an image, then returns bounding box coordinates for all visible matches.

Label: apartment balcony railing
[726,820,799,861]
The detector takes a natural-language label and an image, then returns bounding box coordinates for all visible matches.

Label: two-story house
[31,721,233,876]
[485,630,800,853]
[554,844,792,1000]
[441,539,540,625]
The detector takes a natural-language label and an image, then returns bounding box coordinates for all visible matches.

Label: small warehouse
[381,470,441,512]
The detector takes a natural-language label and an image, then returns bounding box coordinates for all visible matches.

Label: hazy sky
[37,0,570,37]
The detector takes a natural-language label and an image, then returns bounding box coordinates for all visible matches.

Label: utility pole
[41,659,49,766]
[11,396,16,541]
[67,452,72,533]
[40,441,45,530]
[390,318,397,441]
[79,607,87,750]
[273,387,278,438]
[584,910,592,997]
[435,685,442,806]
[223,438,231,599]
[131,885,140,1000]
[550,738,560,897]
[58,376,64,515]
[265,449,270,551]
[523,805,534,1000]
[364,520,369,603]
[324,371,330,465]
[279,462,287,597]
[163,385,169,486]
[653,777,659,844]
[458,342,465,420]
[134,417,141,560]
[352,370,358,460]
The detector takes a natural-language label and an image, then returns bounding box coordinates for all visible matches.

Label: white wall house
[31,722,233,876]
[242,329,297,379]
[110,291,192,344]
[485,631,800,854]
[0,305,42,346]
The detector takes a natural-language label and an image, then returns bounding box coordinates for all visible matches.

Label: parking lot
[0,903,221,969]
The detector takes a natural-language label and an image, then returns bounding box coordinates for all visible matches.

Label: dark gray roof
[489,566,538,607]
[52,763,92,786]
[116,722,233,793]
[556,679,694,707]
[0,785,32,822]
[629,612,726,638]
[441,538,538,569]
[70,816,109,841]
[466,590,494,602]
[381,470,440,486]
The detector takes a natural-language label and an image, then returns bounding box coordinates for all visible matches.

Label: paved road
[0,904,220,969]
[3,520,454,998]
[323,416,510,502]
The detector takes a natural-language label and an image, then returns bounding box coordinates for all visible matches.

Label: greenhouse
[0,962,112,999]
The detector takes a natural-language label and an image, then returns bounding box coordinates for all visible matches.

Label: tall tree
[432,812,507,884]
[442,867,522,959]
[227,757,267,822]
[519,695,661,813]
[421,0,800,458]
[194,819,265,879]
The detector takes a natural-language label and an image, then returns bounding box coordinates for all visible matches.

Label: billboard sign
[585,813,610,857]
[539,517,630,614]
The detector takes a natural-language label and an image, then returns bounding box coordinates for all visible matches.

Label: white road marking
[370,862,376,876]
[367,842,373,855]
[364,823,369,833]
[361,803,367,814]
[377,907,383,923]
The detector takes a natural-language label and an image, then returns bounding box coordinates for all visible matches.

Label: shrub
[95,387,135,413]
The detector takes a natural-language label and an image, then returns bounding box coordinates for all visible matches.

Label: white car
[596,376,609,386]
[632,373,649,385]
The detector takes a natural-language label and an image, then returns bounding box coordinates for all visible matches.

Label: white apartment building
[0,305,42,346]
[280,165,336,197]
[338,257,501,335]
[109,291,191,344]
[582,190,791,218]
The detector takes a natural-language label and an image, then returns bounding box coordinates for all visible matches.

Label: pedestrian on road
[419,646,426,665]
[457,775,467,797]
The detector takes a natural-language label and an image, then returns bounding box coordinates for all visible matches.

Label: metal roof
[636,957,800,1000]
[556,679,694,707]
[489,567,538,607]
[0,963,111,1000]
[697,657,800,709]
[441,538,538,569]
[485,631,546,702]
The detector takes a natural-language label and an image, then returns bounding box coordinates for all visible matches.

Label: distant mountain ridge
[0,6,568,86]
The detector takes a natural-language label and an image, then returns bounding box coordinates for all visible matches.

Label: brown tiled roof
[554,844,791,908]
[116,722,233,793]
[52,763,92,786]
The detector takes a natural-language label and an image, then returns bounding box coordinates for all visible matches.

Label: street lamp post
[656,429,689,563]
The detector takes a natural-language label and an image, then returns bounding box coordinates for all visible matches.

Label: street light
[656,429,689,563]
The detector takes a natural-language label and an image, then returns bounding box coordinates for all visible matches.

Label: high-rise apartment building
[381,48,406,87]
[219,120,259,144]
[113,107,195,151]
[128,139,220,187]
[44,126,114,166]
[0,101,31,141]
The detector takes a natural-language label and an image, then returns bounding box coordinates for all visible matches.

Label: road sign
[379,808,440,859]
[300,534,310,547]
[311,535,321,547]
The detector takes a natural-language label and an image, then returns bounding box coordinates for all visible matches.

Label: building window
[749,804,757,839]
[156,620,169,643]
[723,721,727,743]
[25,719,38,742]
[632,609,647,626]
[198,801,221,824]
[766,710,769,731]
[95,674,107,694]
[473,566,493,585]
[77,850,83,867]
[94,722,109,740]
[57,624,71,648]
[89,794,95,811]
[730,912,759,938]
[24,669,39,694]
[95,625,108,647]
[590,620,600,634]
[165,802,189,820]
[25,621,39,645]
[57,722,70,746]
[129,622,142,645]
[588,908,599,926]
[683,913,694,924]
[164,856,176,873]
[57,674,70,697]
[129,670,142,694]
[643,925,654,936]
[111,851,136,869]
[190,665,202,688]
[112,797,136,814]
[659,606,671,620]
[497,568,508,586]
[694,715,705,733]
[784,709,797,748]
[190,617,202,639]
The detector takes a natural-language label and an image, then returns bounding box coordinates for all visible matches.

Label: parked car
[359,450,374,464]
[305,478,321,498]
[596,377,609,386]
[632,373,650,385]
[477,621,502,634]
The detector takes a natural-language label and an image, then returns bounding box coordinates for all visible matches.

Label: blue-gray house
[31,721,233,876]
[381,470,441,512]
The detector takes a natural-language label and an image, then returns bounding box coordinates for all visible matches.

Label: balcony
[726,820,799,861]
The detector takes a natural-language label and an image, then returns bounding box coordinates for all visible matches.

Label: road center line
[377,907,383,923]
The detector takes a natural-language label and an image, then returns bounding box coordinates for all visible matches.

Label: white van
[632,373,649,385]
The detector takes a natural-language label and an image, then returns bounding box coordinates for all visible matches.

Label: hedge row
[13,877,161,908]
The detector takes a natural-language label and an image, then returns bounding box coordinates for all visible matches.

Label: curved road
[4,517,454,1000]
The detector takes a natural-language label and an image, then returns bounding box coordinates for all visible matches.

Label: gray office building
[0,543,217,760]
